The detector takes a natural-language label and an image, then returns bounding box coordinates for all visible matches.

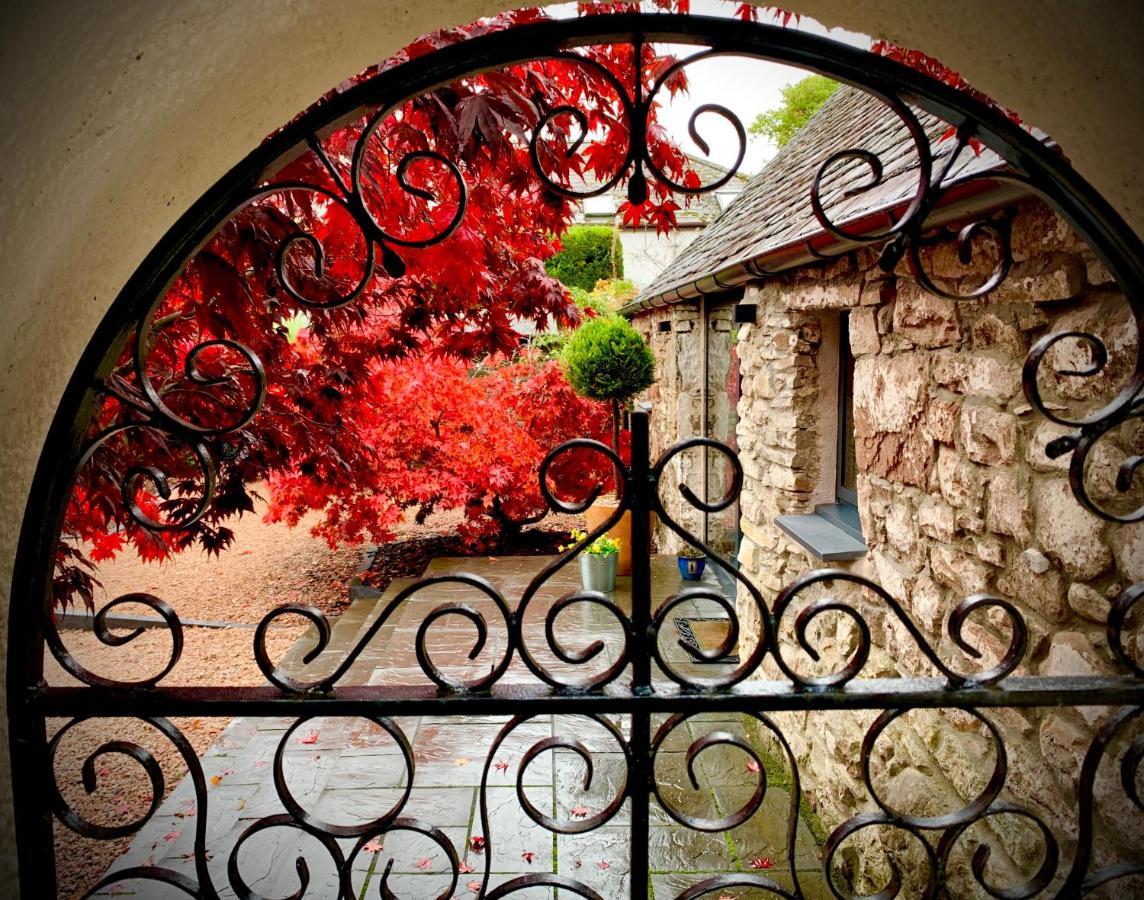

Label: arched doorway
[9,11,1144,898]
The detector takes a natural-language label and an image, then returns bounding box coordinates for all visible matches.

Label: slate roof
[576,153,751,228]
[631,85,1026,307]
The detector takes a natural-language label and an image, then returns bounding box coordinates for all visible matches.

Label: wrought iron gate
[10,12,1144,899]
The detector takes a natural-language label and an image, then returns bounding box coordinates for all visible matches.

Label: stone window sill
[775,503,867,562]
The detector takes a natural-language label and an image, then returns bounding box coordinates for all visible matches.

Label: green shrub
[546,225,622,291]
[561,315,655,403]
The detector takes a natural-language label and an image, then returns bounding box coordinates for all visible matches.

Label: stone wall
[635,197,1142,893]
[632,302,704,553]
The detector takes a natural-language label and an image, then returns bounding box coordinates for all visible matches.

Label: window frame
[835,310,858,508]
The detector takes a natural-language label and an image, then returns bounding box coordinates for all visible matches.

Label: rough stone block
[892,282,962,348]
[971,313,1026,357]
[918,496,957,543]
[872,550,915,602]
[1110,523,1144,582]
[930,543,992,594]
[911,573,945,632]
[854,355,929,433]
[1026,420,1074,472]
[849,307,880,355]
[995,261,1085,304]
[857,428,934,489]
[932,349,1022,400]
[972,535,1006,567]
[1042,296,1136,402]
[925,397,961,445]
[1043,632,1113,682]
[1038,712,1088,783]
[937,447,984,509]
[986,467,1031,542]
[1033,479,1112,580]
[1068,582,1108,623]
[779,277,861,310]
[1084,254,1115,287]
[997,552,1068,624]
[960,405,1019,466]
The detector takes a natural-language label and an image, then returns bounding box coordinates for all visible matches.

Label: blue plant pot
[678,555,706,580]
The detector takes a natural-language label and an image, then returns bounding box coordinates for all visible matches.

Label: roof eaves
[621,175,1033,316]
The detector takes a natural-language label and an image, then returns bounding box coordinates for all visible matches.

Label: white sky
[545,0,871,175]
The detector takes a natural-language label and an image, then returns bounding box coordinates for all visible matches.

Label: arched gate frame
[10,13,1144,898]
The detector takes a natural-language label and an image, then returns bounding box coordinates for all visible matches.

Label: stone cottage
[625,85,1141,890]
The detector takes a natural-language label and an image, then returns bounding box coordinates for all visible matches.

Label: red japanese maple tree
[56,6,694,609]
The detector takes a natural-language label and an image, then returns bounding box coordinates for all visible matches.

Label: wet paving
[97,556,828,899]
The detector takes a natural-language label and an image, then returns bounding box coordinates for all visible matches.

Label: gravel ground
[79,498,364,626]
[48,499,359,898]
[46,501,584,898]
[46,627,300,899]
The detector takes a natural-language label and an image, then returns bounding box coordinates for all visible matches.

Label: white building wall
[619,227,704,291]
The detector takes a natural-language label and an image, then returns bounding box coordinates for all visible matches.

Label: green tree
[562,315,655,450]
[545,225,622,291]
[749,74,839,148]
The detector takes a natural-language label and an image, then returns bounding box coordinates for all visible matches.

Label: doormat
[674,617,740,664]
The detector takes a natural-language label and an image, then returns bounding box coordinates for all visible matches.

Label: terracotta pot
[585,498,652,576]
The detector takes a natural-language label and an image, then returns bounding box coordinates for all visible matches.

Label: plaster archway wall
[2,0,1142,890]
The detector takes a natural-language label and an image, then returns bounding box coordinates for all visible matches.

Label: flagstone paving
[97,556,828,899]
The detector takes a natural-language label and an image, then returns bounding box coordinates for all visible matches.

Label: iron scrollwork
[16,11,1144,900]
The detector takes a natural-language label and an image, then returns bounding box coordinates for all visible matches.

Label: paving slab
[96,554,827,900]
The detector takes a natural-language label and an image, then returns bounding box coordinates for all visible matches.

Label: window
[837,311,858,506]
[774,309,865,560]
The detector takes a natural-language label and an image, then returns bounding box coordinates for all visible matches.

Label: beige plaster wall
[2,1,1143,891]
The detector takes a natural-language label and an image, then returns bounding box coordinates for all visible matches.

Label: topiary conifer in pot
[561,315,656,575]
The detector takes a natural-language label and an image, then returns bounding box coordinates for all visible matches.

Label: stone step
[274,592,379,680]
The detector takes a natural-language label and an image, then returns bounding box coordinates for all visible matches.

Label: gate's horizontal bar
[27,675,1144,718]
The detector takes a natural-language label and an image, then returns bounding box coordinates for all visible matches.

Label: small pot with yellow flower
[561,529,621,593]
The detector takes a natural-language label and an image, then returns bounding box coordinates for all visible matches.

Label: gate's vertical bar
[629,410,652,899]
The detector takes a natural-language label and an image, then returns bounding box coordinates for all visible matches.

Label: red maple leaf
[749,855,775,869]
[469,835,486,852]
[521,850,535,864]
[459,860,476,874]
[467,881,482,894]
[494,759,510,773]
[415,856,433,870]
[51,4,692,613]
